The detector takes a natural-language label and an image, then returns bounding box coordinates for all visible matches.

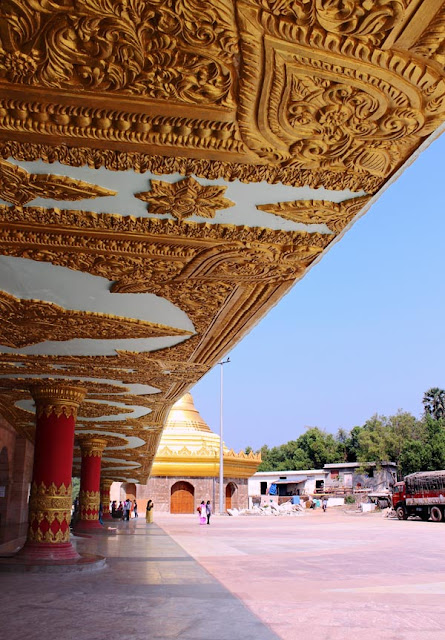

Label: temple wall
[0,414,34,529]
[112,476,249,515]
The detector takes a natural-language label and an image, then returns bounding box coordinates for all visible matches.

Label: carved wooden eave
[0,1,444,483]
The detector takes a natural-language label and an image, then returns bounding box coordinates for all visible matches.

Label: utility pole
[219,357,230,515]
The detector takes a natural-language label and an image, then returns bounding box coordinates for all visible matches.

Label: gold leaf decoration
[255,0,409,46]
[257,196,371,233]
[0,159,117,206]
[0,0,237,107]
[0,291,192,348]
[135,177,235,220]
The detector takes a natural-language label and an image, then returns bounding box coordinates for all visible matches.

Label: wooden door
[226,483,235,510]
[171,481,194,514]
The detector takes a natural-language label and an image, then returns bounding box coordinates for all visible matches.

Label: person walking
[206,500,212,525]
[322,496,328,512]
[146,499,154,523]
[133,499,138,518]
[198,500,206,525]
[98,502,104,525]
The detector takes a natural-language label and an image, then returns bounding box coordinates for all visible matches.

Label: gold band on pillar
[24,383,87,556]
[27,481,72,544]
[30,384,87,419]
[101,478,113,516]
[78,437,107,523]
[79,490,101,520]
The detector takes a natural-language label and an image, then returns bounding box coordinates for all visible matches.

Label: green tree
[72,476,80,501]
[423,387,445,420]
[297,427,341,468]
[355,415,391,464]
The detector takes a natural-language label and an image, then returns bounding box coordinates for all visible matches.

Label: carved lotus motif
[135,177,235,221]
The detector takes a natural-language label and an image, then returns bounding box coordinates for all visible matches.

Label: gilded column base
[18,481,80,561]
[74,490,103,532]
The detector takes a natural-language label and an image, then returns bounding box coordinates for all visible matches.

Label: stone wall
[0,414,34,529]
[114,476,249,515]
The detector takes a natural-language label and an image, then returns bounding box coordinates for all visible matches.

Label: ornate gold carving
[100,479,114,491]
[0,0,237,106]
[78,402,132,419]
[77,436,107,457]
[237,2,445,178]
[0,99,244,156]
[79,489,101,519]
[0,141,383,192]
[28,481,72,544]
[30,384,87,418]
[0,290,192,349]
[0,159,117,206]
[410,6,445,69]
[0,1,443,195]
[135,177,235,221]
[253,0,409,46]
[257,195,371,233]
[0,205,331,338]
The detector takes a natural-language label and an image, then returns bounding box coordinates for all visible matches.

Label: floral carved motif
[410,6,445,70]
[0,0,237,107]
[237,2,445,179]
[254,0,409,46]
[0,159,116,206]
[257,195,371,233]
[0,290,191,349]
[135,177,235,221]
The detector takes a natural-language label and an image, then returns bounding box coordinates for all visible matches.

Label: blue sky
[192,133,445,452]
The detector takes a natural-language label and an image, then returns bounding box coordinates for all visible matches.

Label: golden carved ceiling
[0,0,444,483]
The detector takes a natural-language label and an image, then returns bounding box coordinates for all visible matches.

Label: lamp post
[219,357,230,515]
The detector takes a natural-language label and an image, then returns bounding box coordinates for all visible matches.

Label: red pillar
[75,437,107,532]
[100,479,113,521]
[20,384,86,562]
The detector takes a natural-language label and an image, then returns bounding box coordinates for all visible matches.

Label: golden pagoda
[152,393,261,478]
[135,393,261,513]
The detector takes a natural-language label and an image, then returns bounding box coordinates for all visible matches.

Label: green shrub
[344,495,356,504]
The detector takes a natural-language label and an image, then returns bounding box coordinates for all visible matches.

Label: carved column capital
[100,478,114,491]
[30,383,87,419]
[77,436,107,458]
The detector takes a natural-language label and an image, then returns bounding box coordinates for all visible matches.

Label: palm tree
[423,387,445,420]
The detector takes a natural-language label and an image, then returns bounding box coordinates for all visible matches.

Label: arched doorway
[226,482,237,510]
[121,482,136,501]
[171,481,194,514]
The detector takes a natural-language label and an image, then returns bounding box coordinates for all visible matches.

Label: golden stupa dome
[163,393,216,435]
[151,393,261,478]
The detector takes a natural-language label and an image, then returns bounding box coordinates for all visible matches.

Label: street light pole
[219,357,230,515]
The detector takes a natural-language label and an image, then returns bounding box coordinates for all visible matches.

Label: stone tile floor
[157,509,445,640]
[0,520,278,640]
[2,511,445,640]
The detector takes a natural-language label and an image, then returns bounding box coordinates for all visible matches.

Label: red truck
[392,470,445,521]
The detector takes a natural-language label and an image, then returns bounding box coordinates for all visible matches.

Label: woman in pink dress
[198,500,206,525]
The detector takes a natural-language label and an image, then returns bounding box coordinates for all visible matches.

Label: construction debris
[228,501,306,516]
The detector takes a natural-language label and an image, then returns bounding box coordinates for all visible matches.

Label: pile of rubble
[227,501,305,516]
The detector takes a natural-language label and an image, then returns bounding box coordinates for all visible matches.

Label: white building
[248,469,326,506]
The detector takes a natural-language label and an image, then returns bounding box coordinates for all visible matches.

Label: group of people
[111,499,138,520]
[197,500,212,525]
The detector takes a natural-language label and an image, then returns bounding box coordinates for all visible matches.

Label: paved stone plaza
[2,511,445,640]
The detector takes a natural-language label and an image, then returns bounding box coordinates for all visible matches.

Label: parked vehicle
[367,491,392,509]
[392,470,445,521]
